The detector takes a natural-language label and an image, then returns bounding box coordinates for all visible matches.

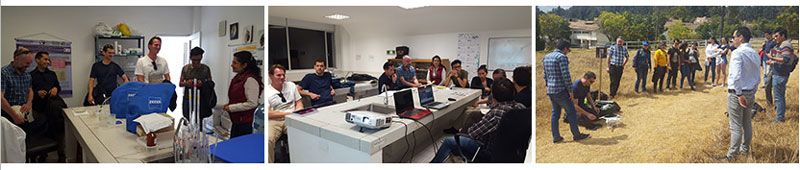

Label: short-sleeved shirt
[396,65,416,88]
[608,45,629,66]
[449,70,469,88]
[571,79,590,101]
[134,56,170,83]
[668,47,681,64]
[266,82,302,116]
[1,63,31,106]
[378,73,398,93]
[90,61,125,97]
[180,64,212,95]
[298,72,333,106]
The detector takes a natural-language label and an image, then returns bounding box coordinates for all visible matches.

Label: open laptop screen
[393,90,414,115]
[418,86,434,105]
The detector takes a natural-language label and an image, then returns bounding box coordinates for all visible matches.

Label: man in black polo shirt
[378,62,399,93]
[29,51,68,162]
[666,39,682,89]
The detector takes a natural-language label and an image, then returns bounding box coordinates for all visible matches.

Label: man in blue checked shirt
[543,40,590,143]
[606,37,629,99]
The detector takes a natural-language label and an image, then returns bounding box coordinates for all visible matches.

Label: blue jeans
[431,136,480,163]
[548,91,581,142]
[634,67,648,92]
[705,58,716,82]
[680,65,694,89]
[773,75,788,121]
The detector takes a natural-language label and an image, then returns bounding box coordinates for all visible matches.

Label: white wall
[323,28,531,81]
[1,6,194,107]
[198,6,264,105]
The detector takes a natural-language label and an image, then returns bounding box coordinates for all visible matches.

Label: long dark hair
[432,55,446,71]
[234,51,261,80]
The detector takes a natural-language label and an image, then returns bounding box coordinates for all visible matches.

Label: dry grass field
[534,41,799,163]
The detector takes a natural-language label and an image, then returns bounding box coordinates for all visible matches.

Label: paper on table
[133,113,172,134]
[378,91,396,97]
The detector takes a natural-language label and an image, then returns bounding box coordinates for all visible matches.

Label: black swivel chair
[25,135,58,163]
[454,108,531,163]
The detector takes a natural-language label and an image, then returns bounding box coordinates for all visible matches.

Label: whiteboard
[488,37,532,71]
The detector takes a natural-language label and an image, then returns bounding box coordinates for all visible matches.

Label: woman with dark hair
[715,37,732,86]
[223,51,263,138]
[427,55,447,86]
[470,65,493,99]
[704,37,719,85]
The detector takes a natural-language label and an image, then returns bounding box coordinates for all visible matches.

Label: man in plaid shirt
[544,40,590,143]
[2,48,35,126]
[430,78,525,162]
[606,37,629,99]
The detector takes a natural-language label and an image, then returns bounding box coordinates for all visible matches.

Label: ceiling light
[325,14,350,20]
[399,5,426,10]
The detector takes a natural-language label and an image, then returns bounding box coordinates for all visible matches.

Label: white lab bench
[285,87,480,163]
[63,105,220,163]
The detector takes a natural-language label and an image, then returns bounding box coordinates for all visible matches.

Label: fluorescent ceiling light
[399,5,426,10]
[325,14,350,20]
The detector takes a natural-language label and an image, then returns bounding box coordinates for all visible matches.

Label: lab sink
[344,103,396,114]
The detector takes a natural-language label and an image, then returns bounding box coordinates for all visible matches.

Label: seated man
[430,78,526,163]
[378,62,399,93]
[396,55,422,88]
[513,66,532,108]
[266,64,303,163]
[30,51,68,162]
[444,59,469,88]
[569,72,601,130]
[298,60,335,107]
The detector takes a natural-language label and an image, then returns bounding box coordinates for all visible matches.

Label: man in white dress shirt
[717,27,761,161]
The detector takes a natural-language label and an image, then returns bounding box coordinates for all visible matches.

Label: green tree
[595,11,629,41]
[667,22,699,40]
[538,13,571,49]
[777,6,799,37]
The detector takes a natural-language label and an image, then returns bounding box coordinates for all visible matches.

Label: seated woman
[427,55,447,86]
[470,65,493,100]
[223,51,263,138]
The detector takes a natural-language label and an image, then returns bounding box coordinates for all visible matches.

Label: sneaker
[573,133,591,141]
[712,83,718,86]
[772,120,785,124]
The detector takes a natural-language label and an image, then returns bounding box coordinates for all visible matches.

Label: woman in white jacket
[704,37,720,85]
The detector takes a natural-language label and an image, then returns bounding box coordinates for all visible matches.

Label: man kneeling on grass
[568,72,600,130]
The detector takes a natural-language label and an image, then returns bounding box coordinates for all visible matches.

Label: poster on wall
[16,39,73,97]
[244,25,253,44]
[230,22,239,40]
[456,33,480,79]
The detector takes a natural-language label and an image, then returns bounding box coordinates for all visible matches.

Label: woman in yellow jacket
[652,43,669,93]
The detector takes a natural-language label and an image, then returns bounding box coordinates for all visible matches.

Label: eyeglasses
[277,93,286,103]
[152,61,158,70]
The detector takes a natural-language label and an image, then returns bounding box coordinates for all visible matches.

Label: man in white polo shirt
[135,36,170,83]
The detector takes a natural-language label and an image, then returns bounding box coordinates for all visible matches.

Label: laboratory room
[268,6,533,163]
[0,6,265,163]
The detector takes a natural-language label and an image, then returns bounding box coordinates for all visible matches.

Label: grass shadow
[576,134,629,146]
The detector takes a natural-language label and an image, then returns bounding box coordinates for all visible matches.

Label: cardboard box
[135,113,175,137]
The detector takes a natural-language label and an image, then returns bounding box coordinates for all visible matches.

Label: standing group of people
[544,26,797,162]
[2,36,265,162]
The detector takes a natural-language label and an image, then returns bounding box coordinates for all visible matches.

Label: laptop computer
[394,89,431,120]
[418,86,450,110]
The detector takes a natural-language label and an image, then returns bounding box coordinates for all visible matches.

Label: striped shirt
[608,45,629,66]
[1,63,31,106]
[542,49,572,94]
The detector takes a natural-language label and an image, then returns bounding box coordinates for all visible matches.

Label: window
[268,25,335,70]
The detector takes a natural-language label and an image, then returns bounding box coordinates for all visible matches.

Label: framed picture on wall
[244,25,253,43]
[258,29,264,48]
[230,22,239,40]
